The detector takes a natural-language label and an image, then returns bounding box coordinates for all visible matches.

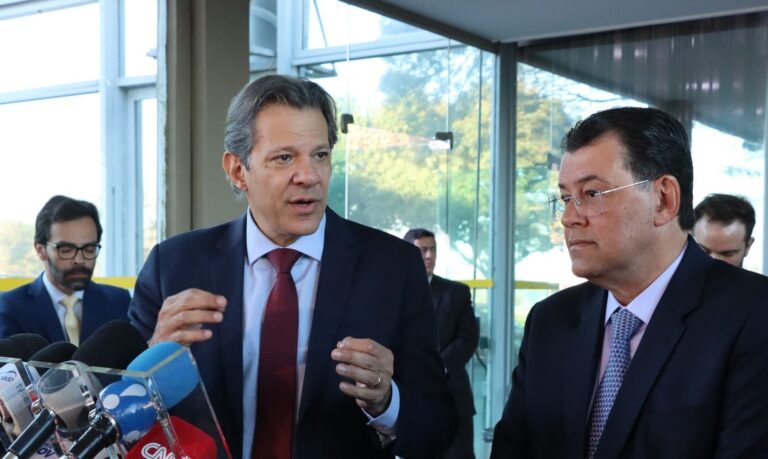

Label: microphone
[71,321,148,370]
[27,342,79,377]
[3,322,148,459]
[5,337,49,362]
[64,342,199,459]
[124,416,216,459]
[28,343,79,366]
[0,343,78,438]
[0,335,49,360]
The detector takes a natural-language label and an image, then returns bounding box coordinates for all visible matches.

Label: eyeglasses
[550,179,649,220]
[46,242,101,260]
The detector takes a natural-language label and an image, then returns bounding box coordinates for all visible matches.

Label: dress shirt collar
[245,210,326,265]
[604,242,688,325]
[41,271,85,304]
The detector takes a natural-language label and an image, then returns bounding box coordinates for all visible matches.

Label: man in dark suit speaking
[0,195,130,344]
[404,228,479,459]
[128,75,455,459]
[491,107,768,458]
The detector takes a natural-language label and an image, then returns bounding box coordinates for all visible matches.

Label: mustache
[63,266,93,277]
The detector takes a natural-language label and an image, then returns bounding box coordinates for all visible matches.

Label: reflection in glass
[307,45,493,456]
[0,4,99,92]
[514,13,768,354]
[0,94,104,276]
[302,0,436,49]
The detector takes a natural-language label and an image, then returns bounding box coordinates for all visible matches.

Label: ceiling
[347,1,768,144]
[347,0,768,50]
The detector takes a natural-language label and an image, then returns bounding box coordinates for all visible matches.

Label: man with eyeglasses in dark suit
[491,107,768,458]
[0,195,130,344]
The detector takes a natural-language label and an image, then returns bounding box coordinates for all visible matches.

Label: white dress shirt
[241,212,400,458]
[41,272,83,341]
[597,243,687,382]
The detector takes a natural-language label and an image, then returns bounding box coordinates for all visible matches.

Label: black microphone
[71,321,148,370]
[28,342,78,368]
[6,336,49,362]
[3,321,147,459]
[0,340,21,359]
[0,335,49,360]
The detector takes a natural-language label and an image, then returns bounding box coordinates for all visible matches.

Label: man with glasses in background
[491,107,768,458]
[0,195,130,344]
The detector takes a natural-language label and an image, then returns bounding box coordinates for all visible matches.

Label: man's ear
[35,243,47,262]
[653,175,681,227]
[222,151,247,192]
[745,236,755,256]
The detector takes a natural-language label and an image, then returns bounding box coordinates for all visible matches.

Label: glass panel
[303,0,437,50]
[138,98,159,261]
[691,121,764,273]
[514,12,768,353]
[123,0,158,77]
[0,94,105,277]
[0,3,100,92]
[308,45,494,457]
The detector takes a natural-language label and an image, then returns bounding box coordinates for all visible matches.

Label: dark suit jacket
[431,275,479,417]
[128,209,456,458]
[0,274,131,344]
[491,240,768,459]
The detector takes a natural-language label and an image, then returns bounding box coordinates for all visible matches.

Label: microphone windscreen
[73,320,148,369]
[27,342,79,380]
[6,334,49,360]
[125,342,197,409]
[29,341,78,364]
[99,380,157,442]
[0,339,21,358]
[125,416,216,459]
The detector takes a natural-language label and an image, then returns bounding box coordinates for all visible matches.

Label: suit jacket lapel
[430,276,446,314]
[596,240,710,459]
[28,275,66,342]
[562,285,605,457]
[298,209,358,422]
[211,214,247,443]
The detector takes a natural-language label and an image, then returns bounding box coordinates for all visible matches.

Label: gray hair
[224,74,338,195]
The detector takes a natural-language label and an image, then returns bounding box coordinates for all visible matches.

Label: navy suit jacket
[128,209,456,458]
[491,239,768,458]
[0,274,131,344]
[431,275,478,417]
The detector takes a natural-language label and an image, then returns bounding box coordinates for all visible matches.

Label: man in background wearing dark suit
[491,107,768,458]
[404,228,479,459]
[129,75,455,458]
[0,195,130,344]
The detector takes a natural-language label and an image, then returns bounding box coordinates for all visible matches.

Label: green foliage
[515,72,574,261]
[325,47,493,276]
[324,50,573,277]
[0,221,39,276]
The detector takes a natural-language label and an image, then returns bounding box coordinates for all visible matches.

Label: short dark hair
[34,195,103,245]
[694,193,756,240]
[403,228,435,243]
[224,74,338,192]
[563,107,694,230]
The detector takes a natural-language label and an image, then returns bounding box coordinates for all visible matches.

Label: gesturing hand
[150,288,227,346]
[331,337,394,417]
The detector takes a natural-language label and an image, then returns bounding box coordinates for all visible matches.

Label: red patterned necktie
[253,248,302,459]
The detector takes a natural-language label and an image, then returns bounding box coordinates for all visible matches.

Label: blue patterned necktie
[587,307,643,458]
